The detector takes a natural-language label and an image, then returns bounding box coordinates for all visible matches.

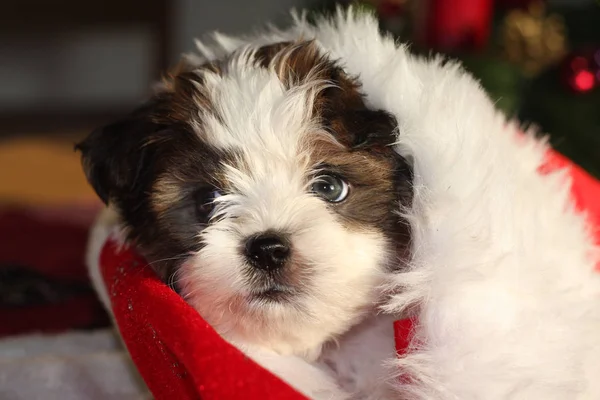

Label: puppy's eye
[311,174,349,203]
[194,187,222,221]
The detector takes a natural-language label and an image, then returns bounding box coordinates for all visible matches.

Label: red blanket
[98,149,600,400]
[0,205,108,337]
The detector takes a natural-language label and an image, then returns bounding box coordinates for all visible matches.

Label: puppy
[77,28,413,399]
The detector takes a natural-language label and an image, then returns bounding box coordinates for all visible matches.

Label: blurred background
[336,0,600,177]
[0,0,598,394]
[1,0,598,208]
[1,0,599,184]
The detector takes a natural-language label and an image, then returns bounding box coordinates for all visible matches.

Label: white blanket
[0,330,149,400]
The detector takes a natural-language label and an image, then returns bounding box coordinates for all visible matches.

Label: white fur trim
[86,206,125,319]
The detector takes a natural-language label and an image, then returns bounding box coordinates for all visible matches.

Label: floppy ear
[346,109,399,149]
[347,109,413,201]
[75,104,166,205]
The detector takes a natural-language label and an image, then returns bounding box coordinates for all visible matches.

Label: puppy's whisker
[143,254,190,270]
[167,270,179,289]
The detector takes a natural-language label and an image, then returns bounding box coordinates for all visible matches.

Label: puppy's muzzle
[245,232,290,271]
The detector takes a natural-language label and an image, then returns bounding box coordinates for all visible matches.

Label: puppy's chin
[176,224,390,358]
[247,285,297,304]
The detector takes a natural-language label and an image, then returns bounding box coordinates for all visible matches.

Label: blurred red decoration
[563,53,597,93]
[414,0,494,52]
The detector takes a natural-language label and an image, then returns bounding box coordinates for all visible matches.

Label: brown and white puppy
[78,40,412,398]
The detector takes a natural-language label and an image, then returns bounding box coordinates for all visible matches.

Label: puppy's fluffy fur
[82,8,600,400]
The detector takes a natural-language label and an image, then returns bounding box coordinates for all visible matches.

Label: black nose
[245,233,290,271]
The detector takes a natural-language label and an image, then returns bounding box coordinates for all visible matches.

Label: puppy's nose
[245,233,290,271]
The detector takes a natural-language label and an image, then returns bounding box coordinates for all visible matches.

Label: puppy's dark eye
[311,174,349,203]
[194,187,222,221]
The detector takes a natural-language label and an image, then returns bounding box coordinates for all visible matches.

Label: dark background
[0,0,306,136]
[0,0,598,206]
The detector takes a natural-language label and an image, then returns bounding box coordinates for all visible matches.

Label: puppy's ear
[347,109,399,149]
[347,109,413,195]
[75,103,165,205]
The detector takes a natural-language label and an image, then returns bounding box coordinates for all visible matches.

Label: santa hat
[90,9,600,399]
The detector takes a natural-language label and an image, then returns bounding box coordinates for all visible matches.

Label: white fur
[87,206,122,316]
[87,8,600,400]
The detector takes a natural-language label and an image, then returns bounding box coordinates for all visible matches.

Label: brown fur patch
[151,147,246,218]
[309,133,409,230]
[254,41,364,117]
[254,41,293,69]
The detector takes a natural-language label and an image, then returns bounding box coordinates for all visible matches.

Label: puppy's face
[78,42,412,355]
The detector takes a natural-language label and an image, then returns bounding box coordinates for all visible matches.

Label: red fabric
[101,240,306,400]
[100,150,600,400]
[393,318,414,356]
[541,151,600,246]
[0,296,105,337]
[0,206,108,337]
[0,206,97,280]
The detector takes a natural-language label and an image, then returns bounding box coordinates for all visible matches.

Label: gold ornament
[501,1,567,77]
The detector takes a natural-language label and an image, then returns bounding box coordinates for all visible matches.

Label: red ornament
[413,0,494,52]
[562,52,598,94]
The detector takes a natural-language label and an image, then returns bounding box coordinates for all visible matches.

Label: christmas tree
[306,0,600,177]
